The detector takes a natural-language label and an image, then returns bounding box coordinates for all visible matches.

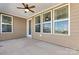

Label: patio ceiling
[0,3,58,19]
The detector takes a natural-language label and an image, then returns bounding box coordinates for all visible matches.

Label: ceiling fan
[17,3,35,13]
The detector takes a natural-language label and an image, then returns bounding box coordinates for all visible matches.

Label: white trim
[27,18,32,38]
[41,13,43,33]
[27,3,64,19]
[1,14,13,33]
[51,10,53,34]
[43,21,51,24]
[68,3,70,36]
[53,18,68,22]
[1,14,2,33]
[2,23,12,25]
[42,10,52,34]
[42,9,52,15]
[53,4,70,36]
[35,23,40,25]
[12,16,13,32]
[53,8,54,34]
[53,4,69,11]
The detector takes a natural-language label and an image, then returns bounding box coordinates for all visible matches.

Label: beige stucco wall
[31,3,79,50]
[0,14,26,40]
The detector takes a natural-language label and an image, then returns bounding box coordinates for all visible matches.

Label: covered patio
[0,38,78,55]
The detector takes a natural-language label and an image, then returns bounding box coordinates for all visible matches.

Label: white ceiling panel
[0,3,58,19]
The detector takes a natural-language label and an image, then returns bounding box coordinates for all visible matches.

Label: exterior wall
[31,3,79,50]
[0,3,79,50]
[0,15,26,40]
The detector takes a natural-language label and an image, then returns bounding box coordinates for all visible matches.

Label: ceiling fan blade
[17,7,25,9]
[25,4,28,8]
[28,9,35,13]
[25,11,27,13]
[29,6,35,8]
[22,3,26,8]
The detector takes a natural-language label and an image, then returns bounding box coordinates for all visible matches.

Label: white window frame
[26,18,32,37]
[1,14,13,33]
[34,14,41,32]
[53,4,70,36]
[42,10,52,34]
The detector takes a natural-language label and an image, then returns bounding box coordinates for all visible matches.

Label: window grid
[35,15,41,32]
[53,5,70,35]
[1,14,13,33]
[34,4,70,36]
[42,11,52,33]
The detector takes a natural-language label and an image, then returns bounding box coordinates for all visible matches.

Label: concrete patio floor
[0,37,79,55]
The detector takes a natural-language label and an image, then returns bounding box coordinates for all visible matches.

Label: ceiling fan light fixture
[17,3,35,13]
[25,9,29,12]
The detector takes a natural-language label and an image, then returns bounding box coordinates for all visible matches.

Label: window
[54,5,68,20]
[43,12,51,22]
[54,20,68,34]
[43,11,51,33]
[43,23,51,33]
[1,14,13,32]
[35,15,41,32]
[53,5,69,35]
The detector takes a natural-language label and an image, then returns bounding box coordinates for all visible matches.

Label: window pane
[2,24,12,32]
[43,12,51,22]
[55,6,68,20]
[2,15,12,24]
[54,20,68,34]
[35,24,40,32]
[35,16,40,24]
[43,23,51,33]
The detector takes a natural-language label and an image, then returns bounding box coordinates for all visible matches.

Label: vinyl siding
[0,14,26,40]
[31,3,79,50]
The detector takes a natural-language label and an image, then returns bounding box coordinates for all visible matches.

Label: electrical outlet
[40,34,42,37]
